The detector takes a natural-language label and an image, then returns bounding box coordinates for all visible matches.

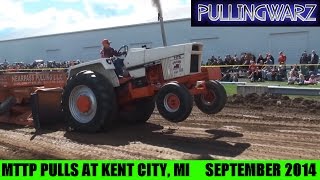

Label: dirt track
[0,98,320,159]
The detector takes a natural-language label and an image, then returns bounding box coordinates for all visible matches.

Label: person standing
[309,50,319,76]
[257,54,264,63]
[300,51,309,76]
[3,59,9,69]
[278,51,287,65]
[268,53,275,64]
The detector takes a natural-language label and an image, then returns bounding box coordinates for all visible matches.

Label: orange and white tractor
[61,42,227,132]
[0,42,226,133]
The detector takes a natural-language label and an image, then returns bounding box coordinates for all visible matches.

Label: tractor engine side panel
[160,43,203,80]
[124,43,203,80]
[145,44,188,80]
[161,54,187,80]
[123,48,146,69]
[123,48,146,78]
[144,44,186,64]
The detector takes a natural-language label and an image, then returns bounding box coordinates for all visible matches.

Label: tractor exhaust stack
[152,0,167,47]
[158,12,167,47]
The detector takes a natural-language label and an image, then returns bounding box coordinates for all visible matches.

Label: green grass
[223,84,238,96]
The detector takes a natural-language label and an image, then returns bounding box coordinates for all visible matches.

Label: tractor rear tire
[194,80,227,114]
[156,83,193,123]
[119,97,155,124]
[62,71,116,133]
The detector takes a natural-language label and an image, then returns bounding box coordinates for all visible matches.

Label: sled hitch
[31,88,65,129]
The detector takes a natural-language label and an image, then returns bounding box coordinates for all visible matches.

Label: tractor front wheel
[156,83,193,123]
[194,81,227,114]
[62,71,116,132]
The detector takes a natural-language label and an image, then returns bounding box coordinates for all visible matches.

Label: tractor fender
[0,96,16,115]
[68,59,120,87]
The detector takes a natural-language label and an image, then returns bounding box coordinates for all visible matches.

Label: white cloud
[0,0,191,40]
[82,0,95,18]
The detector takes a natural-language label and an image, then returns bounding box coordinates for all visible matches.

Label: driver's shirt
[100,47,121,58]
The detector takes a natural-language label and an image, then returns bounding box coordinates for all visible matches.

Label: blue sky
[24,0,83,13]
[23,0,135,17]
[0,0,190,40]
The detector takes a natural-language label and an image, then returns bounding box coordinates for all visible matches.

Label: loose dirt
[0,94,319,159]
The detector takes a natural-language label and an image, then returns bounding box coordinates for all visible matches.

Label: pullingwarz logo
[192,0,320,26]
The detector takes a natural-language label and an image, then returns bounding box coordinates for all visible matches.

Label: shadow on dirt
[64,122,251,159]
[0,121,67,141]
[0,123,31,131]
[28,122,67,140]
[205,129,244,140]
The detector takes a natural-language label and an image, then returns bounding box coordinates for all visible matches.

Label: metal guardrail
[268,86,320,96]
[237,84,320,96]
[219,81,247,85]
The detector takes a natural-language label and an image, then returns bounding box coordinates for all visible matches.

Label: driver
[100,39,125,77]
[100,39,121,58]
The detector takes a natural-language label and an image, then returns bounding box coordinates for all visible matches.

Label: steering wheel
[118,45,129,57]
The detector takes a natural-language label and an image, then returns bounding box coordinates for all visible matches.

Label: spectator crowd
[0,59,81,71]
[205,50,319,85]
[1,49,320,86]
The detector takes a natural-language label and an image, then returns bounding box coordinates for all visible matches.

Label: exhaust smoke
[151,0,167,46]
[152,0,163,16]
